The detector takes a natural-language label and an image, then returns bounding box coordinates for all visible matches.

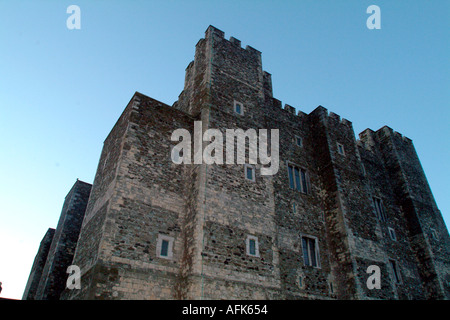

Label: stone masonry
[23,179,92,300]
[28,26,449,300]
[22,228,55,300]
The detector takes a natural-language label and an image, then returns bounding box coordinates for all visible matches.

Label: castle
[24,26,449,300]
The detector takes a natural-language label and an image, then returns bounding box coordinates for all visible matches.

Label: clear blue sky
[0,0,448,299]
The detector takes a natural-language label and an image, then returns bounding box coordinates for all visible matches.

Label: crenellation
[393,131,403,140]
[245,45,262,56]
[329,112,340,122]
[272,98,282,109]
[206,25,224,39]
[341,118,352,126]
[229,36,241,47]
[284,104,296,115]
[297,110,307,118]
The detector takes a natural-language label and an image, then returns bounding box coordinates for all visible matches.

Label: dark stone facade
[22,228,55,300]
[30,26,449,300]
[23,179,92,300]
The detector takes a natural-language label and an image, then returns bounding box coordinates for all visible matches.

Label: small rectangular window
[298,276,303,288]
[295,136,303,147]
[244,164,255,182]
[287,163,308,194]
[160,240,169,256]
[337,143,345,155]
[234,101,244,115]
[249,239,256,255]
[156,234,174,259]
[246,235,259,257]
[389,259,401,283]
[430,228,438,241]
[388,227,397,241]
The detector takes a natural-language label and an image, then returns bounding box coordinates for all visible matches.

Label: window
[430,228,438,241]
[246,235,259,257]
[160,240,169,256]
[234,101,244,115]
[373,197,387,221]
[244,164,255,182]
[295,136,303,147]
[337,143,345,155]
[156,234,174,259]
[287,163,308,193]
[298,276,304,289]
[302,236,319,267]
[389,259,401,283]
[249,239,256,255]
[388,227,397,241]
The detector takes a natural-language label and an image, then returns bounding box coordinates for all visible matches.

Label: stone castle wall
[30,25,449,300]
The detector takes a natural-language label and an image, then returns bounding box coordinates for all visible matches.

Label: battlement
[284,104,296,115]
[205,25,262,56]
[358,126,413,151]
[375,126,413,144]
[269,99,352,126]
[307,105,352,127]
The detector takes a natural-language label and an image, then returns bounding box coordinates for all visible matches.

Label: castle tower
[57,26,448,300]
[22,228,55,300]
[32,179,91,300]
[358,127,450,299]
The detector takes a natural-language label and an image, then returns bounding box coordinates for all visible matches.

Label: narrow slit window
[156,234,174,259]
[246,235,259,257]
[249,239,256,255]
[160,240,169,257]
[430,228,438,241]
[337,143,345,155]
[234,101,244,115]
[295,136,303,147]
[388,227,397,241]
[244,164,255,182]
[389,259,401,283]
